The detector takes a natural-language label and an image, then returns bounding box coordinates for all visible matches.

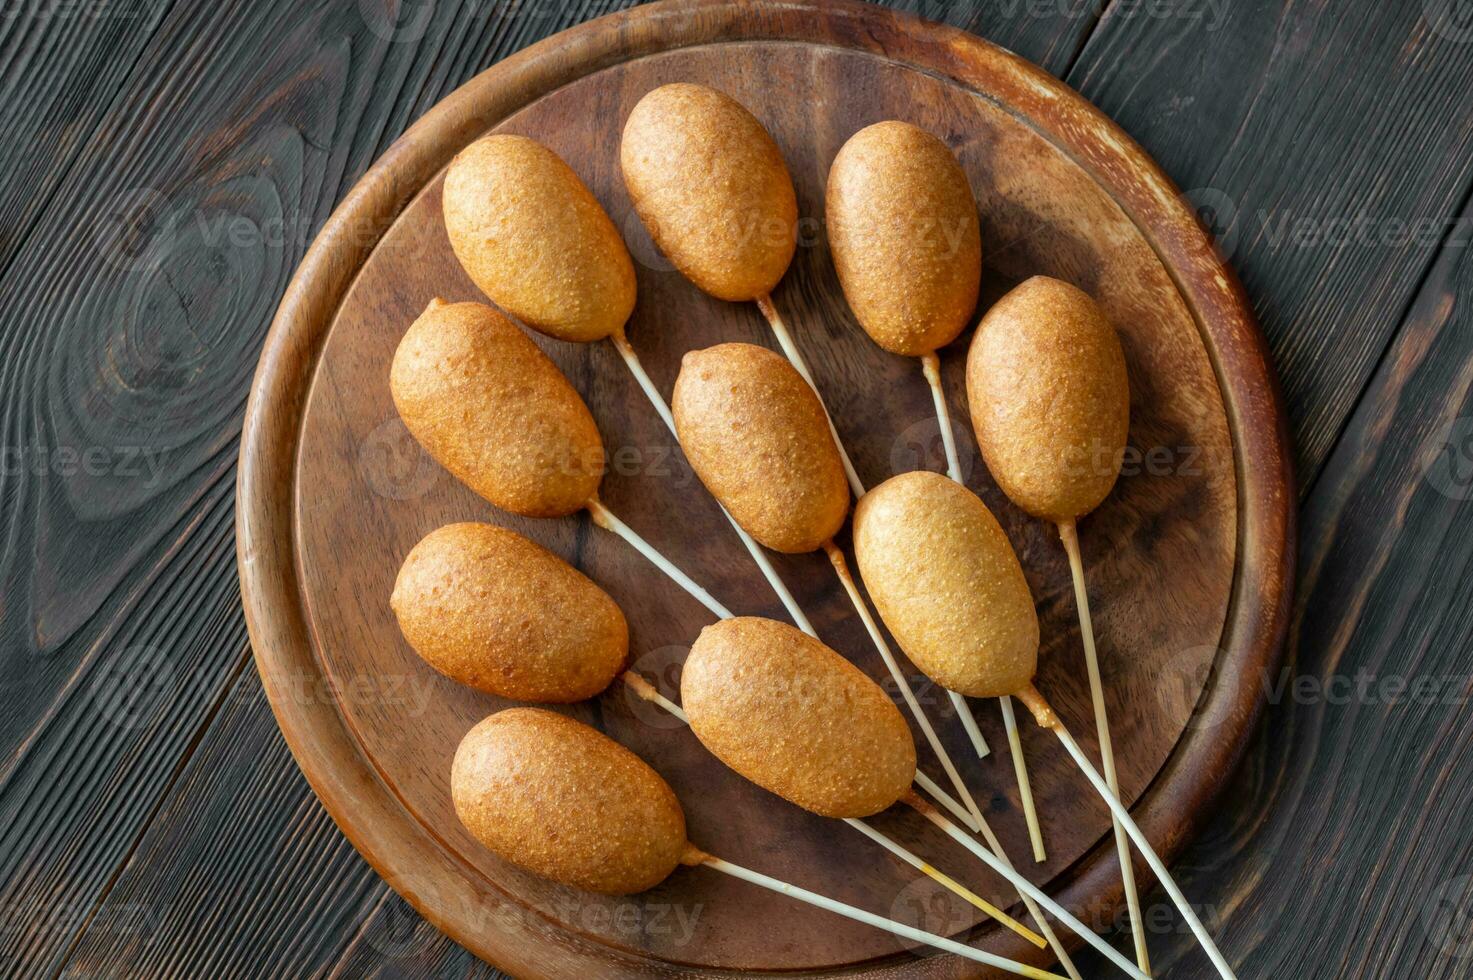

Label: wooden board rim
[235,1,1296,975]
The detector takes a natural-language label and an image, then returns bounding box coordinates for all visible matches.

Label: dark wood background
[1,1,1470,977]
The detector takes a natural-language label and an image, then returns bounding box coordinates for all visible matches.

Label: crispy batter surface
[826,121,981,357]
[967,276,1130,521]
[673,343,849,553]
[390,299,604,518]
[621,83,797,301]
[391,523,628,702]
[451,708,688,895]
[681,617,916,818]
[853,472,1038,698]
[444,135,635,342]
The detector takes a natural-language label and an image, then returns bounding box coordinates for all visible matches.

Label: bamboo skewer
[998,694,1046,863]
[844,818,1044,950]
[1008,685,1234,979]
[970,805,1083,980]
[610,329,817,637]
[691,849,1064,980]
[921,353,964,481]
[586,498,732,620]
[1048,721,1234,980]
[757,295,865,498]
[824,542,988,833]
[620,672,1043,950]
[1059,518,1150,973]
[912,770,981,834]
[906,792,1150,980]
[908,779,1083,980]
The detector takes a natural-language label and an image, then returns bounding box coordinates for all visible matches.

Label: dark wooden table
[2,1,1471,977]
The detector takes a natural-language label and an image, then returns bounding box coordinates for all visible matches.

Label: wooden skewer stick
[609,329,818,637]
[952,693,993,760]
[844,818,1045,950]
[824,541,988,834]
[920,353,965,481]
[756,294,865,498]
[905,792,1150,980]
[910,780,1082,980]
[620,672,1043,949]
[1057,518,1150,974]
[686,847,1065,980]
[1014,688,1236,980]
[1054,721,1232,979]
[911,770,980,833]
[622,671,690,723]
[586,497,732,620]
[999,694,1047,863]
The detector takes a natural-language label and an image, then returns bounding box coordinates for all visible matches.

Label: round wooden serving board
[237,1,1294,976]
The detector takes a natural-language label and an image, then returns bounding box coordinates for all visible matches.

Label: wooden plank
[1077,192,1473,976]
[0,0,583,975]
[1066,0,1473,486]
[0,0,173,275]
[54,670,391,979]
[0,4,1109,978]
[881,0,1105,75]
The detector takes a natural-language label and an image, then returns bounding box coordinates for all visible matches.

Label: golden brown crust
[966,276,1130,521]
[826,121,981,357]
[390,299,604,518]
[672,344,849,553]
[680,617,916,818]
[452,708,688,895]
[391,523,628,702]
[853,472,1038,698]
[620,83,797,301]
[443,135,635,343]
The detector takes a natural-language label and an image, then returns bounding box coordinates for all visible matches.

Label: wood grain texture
[0,0,173,277]
[242,1,1290,975]
[5,0,1473,977]
[56,668,389,979]
[0,1,645,977]
[1067,0,1473,488]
